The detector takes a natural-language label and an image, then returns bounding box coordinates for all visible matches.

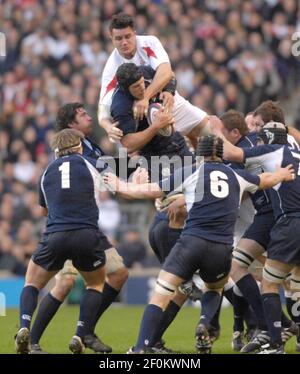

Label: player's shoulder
[111,87,132,110]
[137,35,159,43]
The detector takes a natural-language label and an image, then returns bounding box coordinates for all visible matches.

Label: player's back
[183,162,258,244]
[40,153,100,233]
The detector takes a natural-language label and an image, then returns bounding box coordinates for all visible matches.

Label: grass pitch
[0,305,298,354]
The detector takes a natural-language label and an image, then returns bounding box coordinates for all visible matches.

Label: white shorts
[173,92,207,135]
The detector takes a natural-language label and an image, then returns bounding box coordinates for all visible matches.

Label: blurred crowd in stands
[0,0,299,275]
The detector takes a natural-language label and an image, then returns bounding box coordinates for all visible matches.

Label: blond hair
[51,129,84,157]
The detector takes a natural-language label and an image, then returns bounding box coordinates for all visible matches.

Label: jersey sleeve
[38,175,47,208]
[234,169,260,194]
[111,96,136,135]
[145,36,170,70]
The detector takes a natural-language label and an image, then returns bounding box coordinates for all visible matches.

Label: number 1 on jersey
[59,162,70,189]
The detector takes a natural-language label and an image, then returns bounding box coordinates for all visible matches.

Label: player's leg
[69,265,106,354]
[259,258,293,354]
[285,267,300,350]
[172,93,209,149]
[30,261,78,353]
[16,259,57,353]
[195,277,229,354]
[133,269,184,353]
[231,238,267,331]
[86,247,128,353]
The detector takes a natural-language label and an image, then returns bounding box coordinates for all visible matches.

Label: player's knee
[52,275,76,300]
[263,264,287,286]
[107,266,129,290]
[232,248,254,270]
[290,273,300,291]
[155,278,176,296]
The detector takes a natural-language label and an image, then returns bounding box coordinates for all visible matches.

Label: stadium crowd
[0,0,300,275]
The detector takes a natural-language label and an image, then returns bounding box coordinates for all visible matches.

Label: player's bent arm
[258,164,295,189]
[223,138,244,163]
[121,126,163,153]
[144,63,173,101]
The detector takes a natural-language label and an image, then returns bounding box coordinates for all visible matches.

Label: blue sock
[150,301,180,345]
[200,291,221,327]
[236,274,267,329]
[20,285,39,329]
[135,304,163,350]
[76,289,103,338]
[262,293,282,345]
[91,283,119,331]
[209,296,222,330]
[30,293,62,344]
[232,291,248,332]
[223,287,233,304]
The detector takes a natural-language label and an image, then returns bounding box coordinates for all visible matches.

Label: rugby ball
[147,102,173,137]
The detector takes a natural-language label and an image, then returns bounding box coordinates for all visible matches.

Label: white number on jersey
[59,162,70,189]
[210,171,229,198]
[291,152,300,176]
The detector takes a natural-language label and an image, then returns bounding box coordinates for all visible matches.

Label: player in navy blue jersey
[214,120,300,353]
[104,134,294,353]
[219,105,300,353]
[112,62,195,181]
[15,129,113,354]
[112,63,198,352]
[28,103,128,354]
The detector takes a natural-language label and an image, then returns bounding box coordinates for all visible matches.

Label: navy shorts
[32,228,109,272]
[267,216,300,265]
[163,234,232,283]
[148,213,182,263]
[242,210,275,249]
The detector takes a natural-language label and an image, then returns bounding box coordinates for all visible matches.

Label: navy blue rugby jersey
[227,132,271,214]
[243,143,300,220]
[110,65,190,159]
[82,137,104,159]
[39,153,108,233]
[159,162,260,244]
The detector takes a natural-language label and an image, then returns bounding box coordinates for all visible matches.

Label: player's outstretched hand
[159,91,174,112]
[133,98,149,121]
[107,121,123,143]
[278,164,296,182]
[103,172,123,192]
[131,167,149,184]
[209,115,224,137]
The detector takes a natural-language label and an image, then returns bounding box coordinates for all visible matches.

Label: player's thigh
[105,247,126,274]
[25,259,58,289]
[79,265,106,291]
[232,238,265,269]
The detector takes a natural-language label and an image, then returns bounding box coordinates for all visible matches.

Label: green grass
[0,305,299,354]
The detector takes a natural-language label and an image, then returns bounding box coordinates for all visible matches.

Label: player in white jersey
[98,13,209,149]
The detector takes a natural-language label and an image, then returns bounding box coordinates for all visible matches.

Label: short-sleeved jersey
[100,35,170,110]
[159,162,260,244]
[39,153,107,233]
[228,132,272,213]
[110,65,191,160]
[243,143,300,220]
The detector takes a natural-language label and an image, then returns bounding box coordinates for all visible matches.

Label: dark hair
[220,110,248,136]
[109,13,135,32]
[56,103,84,131]
[196,135,223,159]
[253,100,285,125]
[116,63,143,90]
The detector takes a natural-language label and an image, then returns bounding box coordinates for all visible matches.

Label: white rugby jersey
[99,35,170,114]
